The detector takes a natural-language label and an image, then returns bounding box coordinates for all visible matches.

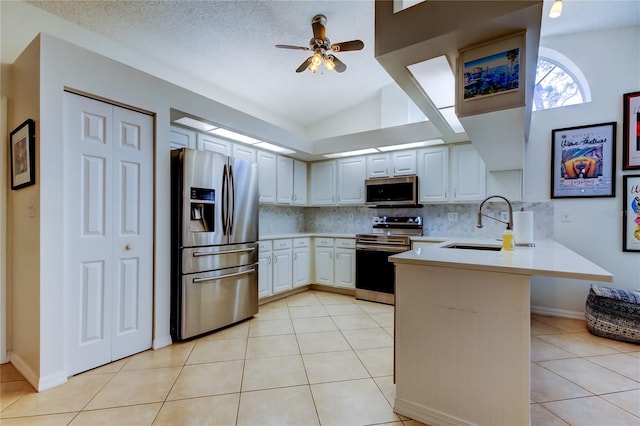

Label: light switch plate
[448,212,458,222]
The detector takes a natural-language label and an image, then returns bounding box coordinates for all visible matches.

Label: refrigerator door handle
[192,268,256,283]
[222,164,228,235]
[192,247,256,257]
[229,164,236,235]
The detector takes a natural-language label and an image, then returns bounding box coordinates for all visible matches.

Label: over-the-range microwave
[365,175,420,207]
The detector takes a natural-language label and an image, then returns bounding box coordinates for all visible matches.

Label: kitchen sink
[443,243,502,251]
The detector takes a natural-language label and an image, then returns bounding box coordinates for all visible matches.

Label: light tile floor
[1,290,639,425]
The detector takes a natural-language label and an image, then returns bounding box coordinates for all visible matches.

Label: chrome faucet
[477,195,513,230]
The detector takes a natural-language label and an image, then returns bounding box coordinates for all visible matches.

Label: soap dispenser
[502,226,514,251]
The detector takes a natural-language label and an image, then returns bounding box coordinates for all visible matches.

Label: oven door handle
[192,247,256,257]
[356,245,409,253]
[192,268,256,283]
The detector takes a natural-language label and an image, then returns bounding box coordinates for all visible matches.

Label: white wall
[527,26,640,314]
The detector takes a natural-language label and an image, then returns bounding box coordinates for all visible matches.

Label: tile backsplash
[259,202,553,241]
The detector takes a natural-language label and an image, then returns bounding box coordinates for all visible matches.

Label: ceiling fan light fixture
[309,62,319,73]
[311,51,323,67]
[549,0,563,18]
[324,55,335,71]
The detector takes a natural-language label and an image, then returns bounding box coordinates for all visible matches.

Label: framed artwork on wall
[456,31,525,117]
[623,91,640,170]
[550,122,616,198]
[10,118,36,190]
[623,175,640,252]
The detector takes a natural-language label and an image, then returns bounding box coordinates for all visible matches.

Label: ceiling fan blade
[332,55,347,73]
[330,40,364,52]
[276,44,311,51]
[311,14,326,41]
[296,57,313,73]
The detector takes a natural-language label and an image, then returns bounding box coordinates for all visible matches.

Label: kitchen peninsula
[389,240,613,426]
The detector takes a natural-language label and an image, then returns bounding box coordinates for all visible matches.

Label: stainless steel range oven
[355,216,422,305]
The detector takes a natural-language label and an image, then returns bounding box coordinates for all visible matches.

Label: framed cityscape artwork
[623,91,640,170]
[456,31,525,117]
[623,175,640,252]
[550,122,616,198]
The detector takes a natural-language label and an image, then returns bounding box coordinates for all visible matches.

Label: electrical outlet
[448,212,458,222]
[560,211,571,222]
[501,211,510,222]
[348,213,354,221]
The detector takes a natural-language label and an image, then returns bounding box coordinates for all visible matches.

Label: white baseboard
[153,334,172,350]
[394,397,473,426]
[531,305,584,320]
[9,351,67,391]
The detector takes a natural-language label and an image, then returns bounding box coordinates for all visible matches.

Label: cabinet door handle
[274,256,277,264]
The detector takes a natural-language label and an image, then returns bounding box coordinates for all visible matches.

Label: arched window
[533,47,591,111]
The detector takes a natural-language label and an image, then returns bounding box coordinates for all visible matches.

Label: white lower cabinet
[334,239,356,288]
[314,238,335,285]
[293,238,311,288]
[258,241,273,298]
[313,237,355,288]
[272,239,293,294]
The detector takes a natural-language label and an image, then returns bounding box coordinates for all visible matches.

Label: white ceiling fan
[275,14,364,74]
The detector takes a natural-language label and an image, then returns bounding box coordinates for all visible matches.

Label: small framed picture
[622,175,640,252]
[456,31,525,117]
[550,122,616,198]
[622,91,640,170]
[10,118,36,190]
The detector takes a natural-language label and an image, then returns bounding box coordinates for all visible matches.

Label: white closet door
[63,92,152,375]
[110,106,153,361]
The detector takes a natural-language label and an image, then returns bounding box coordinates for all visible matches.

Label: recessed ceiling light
[407,55,456,109]
[254,142,296,155]
[378,140,444,152]
[209,128,261,145]
[173,117,217,132]
[323,148,379,159]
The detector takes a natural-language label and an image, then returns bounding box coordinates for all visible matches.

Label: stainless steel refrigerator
[171,148,259,341]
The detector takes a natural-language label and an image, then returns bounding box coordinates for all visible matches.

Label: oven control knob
[407,218,413,223]
[373,217,379,222]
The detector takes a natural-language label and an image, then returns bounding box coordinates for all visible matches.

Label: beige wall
[7,36,41,382]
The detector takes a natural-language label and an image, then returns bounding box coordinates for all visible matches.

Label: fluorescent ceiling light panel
[323,148,379,159]
[209,128,261,145]
[407,56,456,108]
[378,140,444,152]
[440,107,465,133]
[173,117,217,132]
[254,142,296,155]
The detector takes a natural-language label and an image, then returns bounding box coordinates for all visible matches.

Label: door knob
[125,244,133,250]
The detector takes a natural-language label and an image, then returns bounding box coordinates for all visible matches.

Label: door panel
[228,157,259,244]
[111,105,153,361]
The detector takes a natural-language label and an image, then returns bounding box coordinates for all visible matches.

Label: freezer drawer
[181,243,257,275]
[178,264,258,340]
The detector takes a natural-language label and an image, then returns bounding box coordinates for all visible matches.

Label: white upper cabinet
[169,126,196,150]
[391,150,417,175]
[310,161,336,205]
[451,144,486,202]
[277,155,294,204]
[366,153,391,178]
[257,150,277,204]
[232,144,256,163]
[366,150,416,178]
[417,146,449,203]
[293,160,308,205]
[337,156,366,205]
[197,133,231,155]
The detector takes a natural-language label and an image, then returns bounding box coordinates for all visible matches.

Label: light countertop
[390,239,613,282]
[259,233,356,240]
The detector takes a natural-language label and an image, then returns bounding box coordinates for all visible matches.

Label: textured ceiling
[27,0,393,130]
[25,0,640,135]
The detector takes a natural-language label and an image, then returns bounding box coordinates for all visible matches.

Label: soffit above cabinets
[374,0,543,171]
